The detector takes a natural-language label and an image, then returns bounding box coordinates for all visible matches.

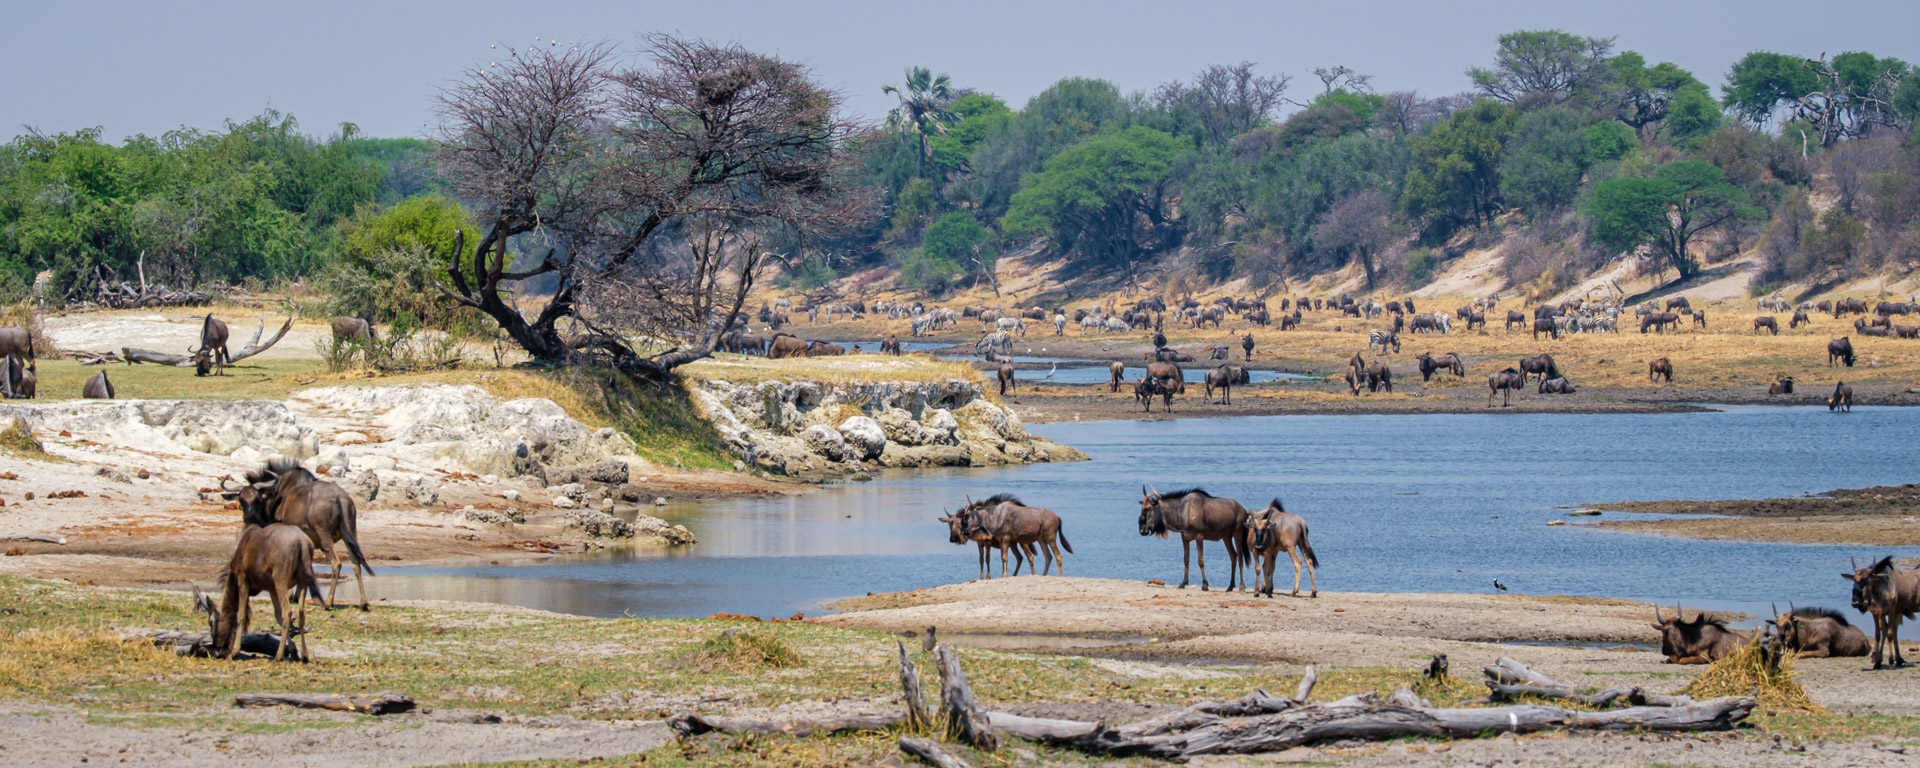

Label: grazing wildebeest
[767,333,807,358]
[0,327,33,363]
[1651,604,1749,664]
[1505,310,1528,331]
[1817,300,1834,314]
[331,315,375,344]
[1368,329,1399,354]
[1648,357,1673,383]
[1752,315,1779,335]
[1413,352,1462,381]
[1245,499,1319,598]
[192,314,231,376]
[1664,296,1691,313]
[1517,353,1558,384]
[1828,336,1855,367]
[1138,486,1247,591]
[1640,312,1679,334]
[960,493,1072,577]
[1408,314,1439,334]
[1465,311,1485,330]
[805,340,846,356]
[1537,377,1575,394]
[1845,556,1920,669]
[3,354,34,399]
[880,335,901,355]
[1108,361,1126,393]
[996,363,1016,395]
[1365,361,1392,393]
[1487,368,1526,407]
[1203,365,1235,404]
[1279,314,1299,331]
[1768,376,1794,396]
[1829,381,1853,412]
[1769,604,1870,659]
[1134,377,1171,412]
[1897,325,1920,339]
[1241,332,1254,361]
[211,506,321,661]
[228,457,373,610]
[82,370,114,399]
[1530,317,1558,340]
[1791,308,1811,329]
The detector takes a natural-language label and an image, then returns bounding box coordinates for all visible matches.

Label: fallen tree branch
[133,629,300,661]
[985,711,1102,742]
[1486,682,1630,708]
[121,316,293,367]
[669,712,903,739]
[234,692,415,715]
[898,737,973,768]
[1629,689,1696,708]
[2,534,66,545]
[1481,656,1563,688]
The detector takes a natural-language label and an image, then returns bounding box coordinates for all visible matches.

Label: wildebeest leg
[1196,539,1210,591]
[976,542,989,580]
[1872,614,1887,669]
[1894,618,1908,668]
[296,583,310,662]
[1178,538,1192,589]
[271,584,292,662]
[317,537,341,609]
[999,544,1010,578]
[1288,548,1304,597]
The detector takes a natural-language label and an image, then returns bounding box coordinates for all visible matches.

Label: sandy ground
[1593,484,1920,546]
[43,309,328,361]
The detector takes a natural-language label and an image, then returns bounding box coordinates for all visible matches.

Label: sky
[4,0,1917,142]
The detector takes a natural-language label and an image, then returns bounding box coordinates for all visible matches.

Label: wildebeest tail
[342,500,374,576]
[1057,527,1073,555]
[1300,523,1320,568]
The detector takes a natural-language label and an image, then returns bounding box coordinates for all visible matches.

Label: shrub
[1405,248,1440,288]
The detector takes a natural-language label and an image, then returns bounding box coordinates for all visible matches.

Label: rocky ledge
[687,377,1084,476]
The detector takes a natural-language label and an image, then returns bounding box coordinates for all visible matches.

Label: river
[369,404,1920,622]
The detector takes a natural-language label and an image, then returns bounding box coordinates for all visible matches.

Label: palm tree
[882,66,957,176]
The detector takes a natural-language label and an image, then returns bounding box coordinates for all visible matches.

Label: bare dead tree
[1155,62,1291,144]
[1311,65,1372,94]
[435,35,873,376]
[1312,190,1399,290]
[1792,54,1911,149]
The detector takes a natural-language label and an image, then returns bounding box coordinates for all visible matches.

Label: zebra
[1368,328,1400,354]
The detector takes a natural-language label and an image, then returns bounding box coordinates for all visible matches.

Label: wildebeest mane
[980,492,1022,507]
[1791,606,1850,626]
[1158,487,1209,500]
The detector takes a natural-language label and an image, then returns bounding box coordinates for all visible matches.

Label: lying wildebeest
[1365,361,1392,393]
[1414,352,1463,382]
[82,370,113,399]
[960,493,1072,577]
[1753,315,1779,335]
[1652,604,1748,664]
[939,507,1034,579]
[1138,485,1247,591]
[1530,317,1557,340]
[0,327,35,363]
[1640,312,1679,334]
[210,506,322,661]
[1245,498,1318,598]
[1768,376,1794,396]
[996,363,1016,395]
[805,340,845,356]
[227,457,373,610]
[880,335,901,355]
[1208,346,1230,361]
[1517,353,1558,383]
[1845,556,1920,669]
[1203,365,1235,404]
[1155,347,1196,363]
[1829,381,1853,412]
[192,313,230,376]
[1648,357,1673,383]
[1829,336,1855,367]
[1487,368,1526,407]
[1538,376,1575,394]
[1505,310,1528,332]
[1790,309,1811,329]
[3,354,34,399]
[767,333,807,359]
[331,315,375,344]
[1769,604,1870,659]
[1108,361,1126,393]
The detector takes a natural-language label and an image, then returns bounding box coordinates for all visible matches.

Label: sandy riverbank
[1590,484,1920,546]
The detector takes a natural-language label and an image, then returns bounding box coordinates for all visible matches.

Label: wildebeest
[1145,361,1184,394]
[1897,325,1920,339]
[805,340,846,356]
[1829,337,1855,367]
[192,314,230,376]
[1754,316,1782,335]
[766,333,807,358]
[1414,352,1463,382]
[1517,353,1558,384]
[1203,365,1236,404]
[880,335,901,355]
[1154,347,1196,363]
[1856,317,1892,336]
[228,457,373,610]
[1647,357,1673,383]
[1207,346,1230,361]
[0,327,33,363]
[1279,314,1299,331]
[82,370,113,399]
[1241,333,1254,361]
[1693,310,1707,329]
[1245,498,1319,598]
[1844,556,1920,669]
[1365,361,1392,393]
[1652,604,1749,664]
[1768,376,1794,396]
[1640,312,1679,334]
[1408,314,1440,334]
[996,363,1016,395]
[1790,309,1811,329]
[938,508,1032,580]
[959,493,1072,577]
[1134,377,1173,412]
[1664,296,1691,313]
[1487,368,1526,407]
[1538,377,1575,394]
[210,516,321,662]
[1769,604,1870,658]
[1108,361,1126,393]
[1341,352,1366,396]
[1138,486,1247,591]
[1530,317,1558,340]
[3,354,34,399]
[331,315,375,344]
[1829,381,1853,412]
[1505,310,1528,332]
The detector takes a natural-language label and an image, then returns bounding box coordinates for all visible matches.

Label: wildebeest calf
[997,363,1016,395]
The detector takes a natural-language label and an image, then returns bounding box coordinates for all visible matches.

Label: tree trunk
[936,644,998,752]
[234,692,416,715]
[899,640,931,732]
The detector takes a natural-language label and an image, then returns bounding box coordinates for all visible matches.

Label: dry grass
[694,628,803,672]
[1682,635,1823,714]
[0,416,52,460]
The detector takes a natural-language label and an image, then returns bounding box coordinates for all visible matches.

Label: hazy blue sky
[5,0,1916,141]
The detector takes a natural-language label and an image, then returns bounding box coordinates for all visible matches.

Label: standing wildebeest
[82,370,113,399]
[1134,377,1173,412]
[1769,604,1870,659]
[1505,310,1528,332]
[3,354,34,399]
[1538,377,1576,394]
[192,314,230,376]
[1664,296,1691,313]
[1408,314,1440,334]
[1692,310,1707,329]
[1768,376,1794,396]
[1203,365,1237,404]
[1245,499,1319,598]
[1341,352,1366,396]
[996,363,1016,395]
[1241,332,1254,361]
[1652,604,1749,664]
[0,327,34,363]
[1648,357,1673,383]
[880,335,901,355]
[1753,316,1778,335]
[1790,308,1811,329]
[1640,312,1679,334]
[1829,381,1853,412]
[1487,368,1526,407]
[1517,353,1558,384]
[229,457,373,610]
[1108,361,1126,393]
[1146,361,1184,393]
[1138,486,1247,591]
[211,514,322,662]
[960,493,1072,577]
[938,507,1033,579]
[1414,352,1463,382]
[1530,317,1558,340]
[331,315,375,344]
[1845,556,1920,669]
[1829,336,1855,367]
[1365,361,1392,393]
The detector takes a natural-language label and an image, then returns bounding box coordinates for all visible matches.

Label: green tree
[1605,52,1707,129]
[1001,126,1183,285]
[928,94,1012,172]
[1723,51,1822,125]
[1499,106,1590,214]
[1468,30,1615,106]
[915,212,998,294]
[959,78,1131,220]
[882,66,957,177]
[1583,120,1636,164]
[1661,84,1723,147]
[1401,100,1515,232]
[321,194,479,330]
[1585,160,1758,281]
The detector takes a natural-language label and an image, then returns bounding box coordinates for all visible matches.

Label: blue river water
[369,405,1920,622]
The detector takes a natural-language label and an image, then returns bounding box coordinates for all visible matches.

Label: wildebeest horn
[1789,600,1796,613]
[1852,556,1859,571]
[1653,604,1663,623]
[1772,601,1779,618]
[218,477,234,492]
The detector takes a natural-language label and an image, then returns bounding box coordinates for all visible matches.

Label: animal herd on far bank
[4,294,1916,675]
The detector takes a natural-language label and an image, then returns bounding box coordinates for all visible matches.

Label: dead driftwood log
[936,644,998,752]
[234,692,415,715]
[134,629,301,661]
[671,712,903,739]
[898,640,931,732]
[2,534,67,545]
[122,315,293,367]
[898,737,973,768]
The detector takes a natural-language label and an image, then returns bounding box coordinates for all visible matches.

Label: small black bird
[1493,579,1508,592]
[922,625,937,653]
